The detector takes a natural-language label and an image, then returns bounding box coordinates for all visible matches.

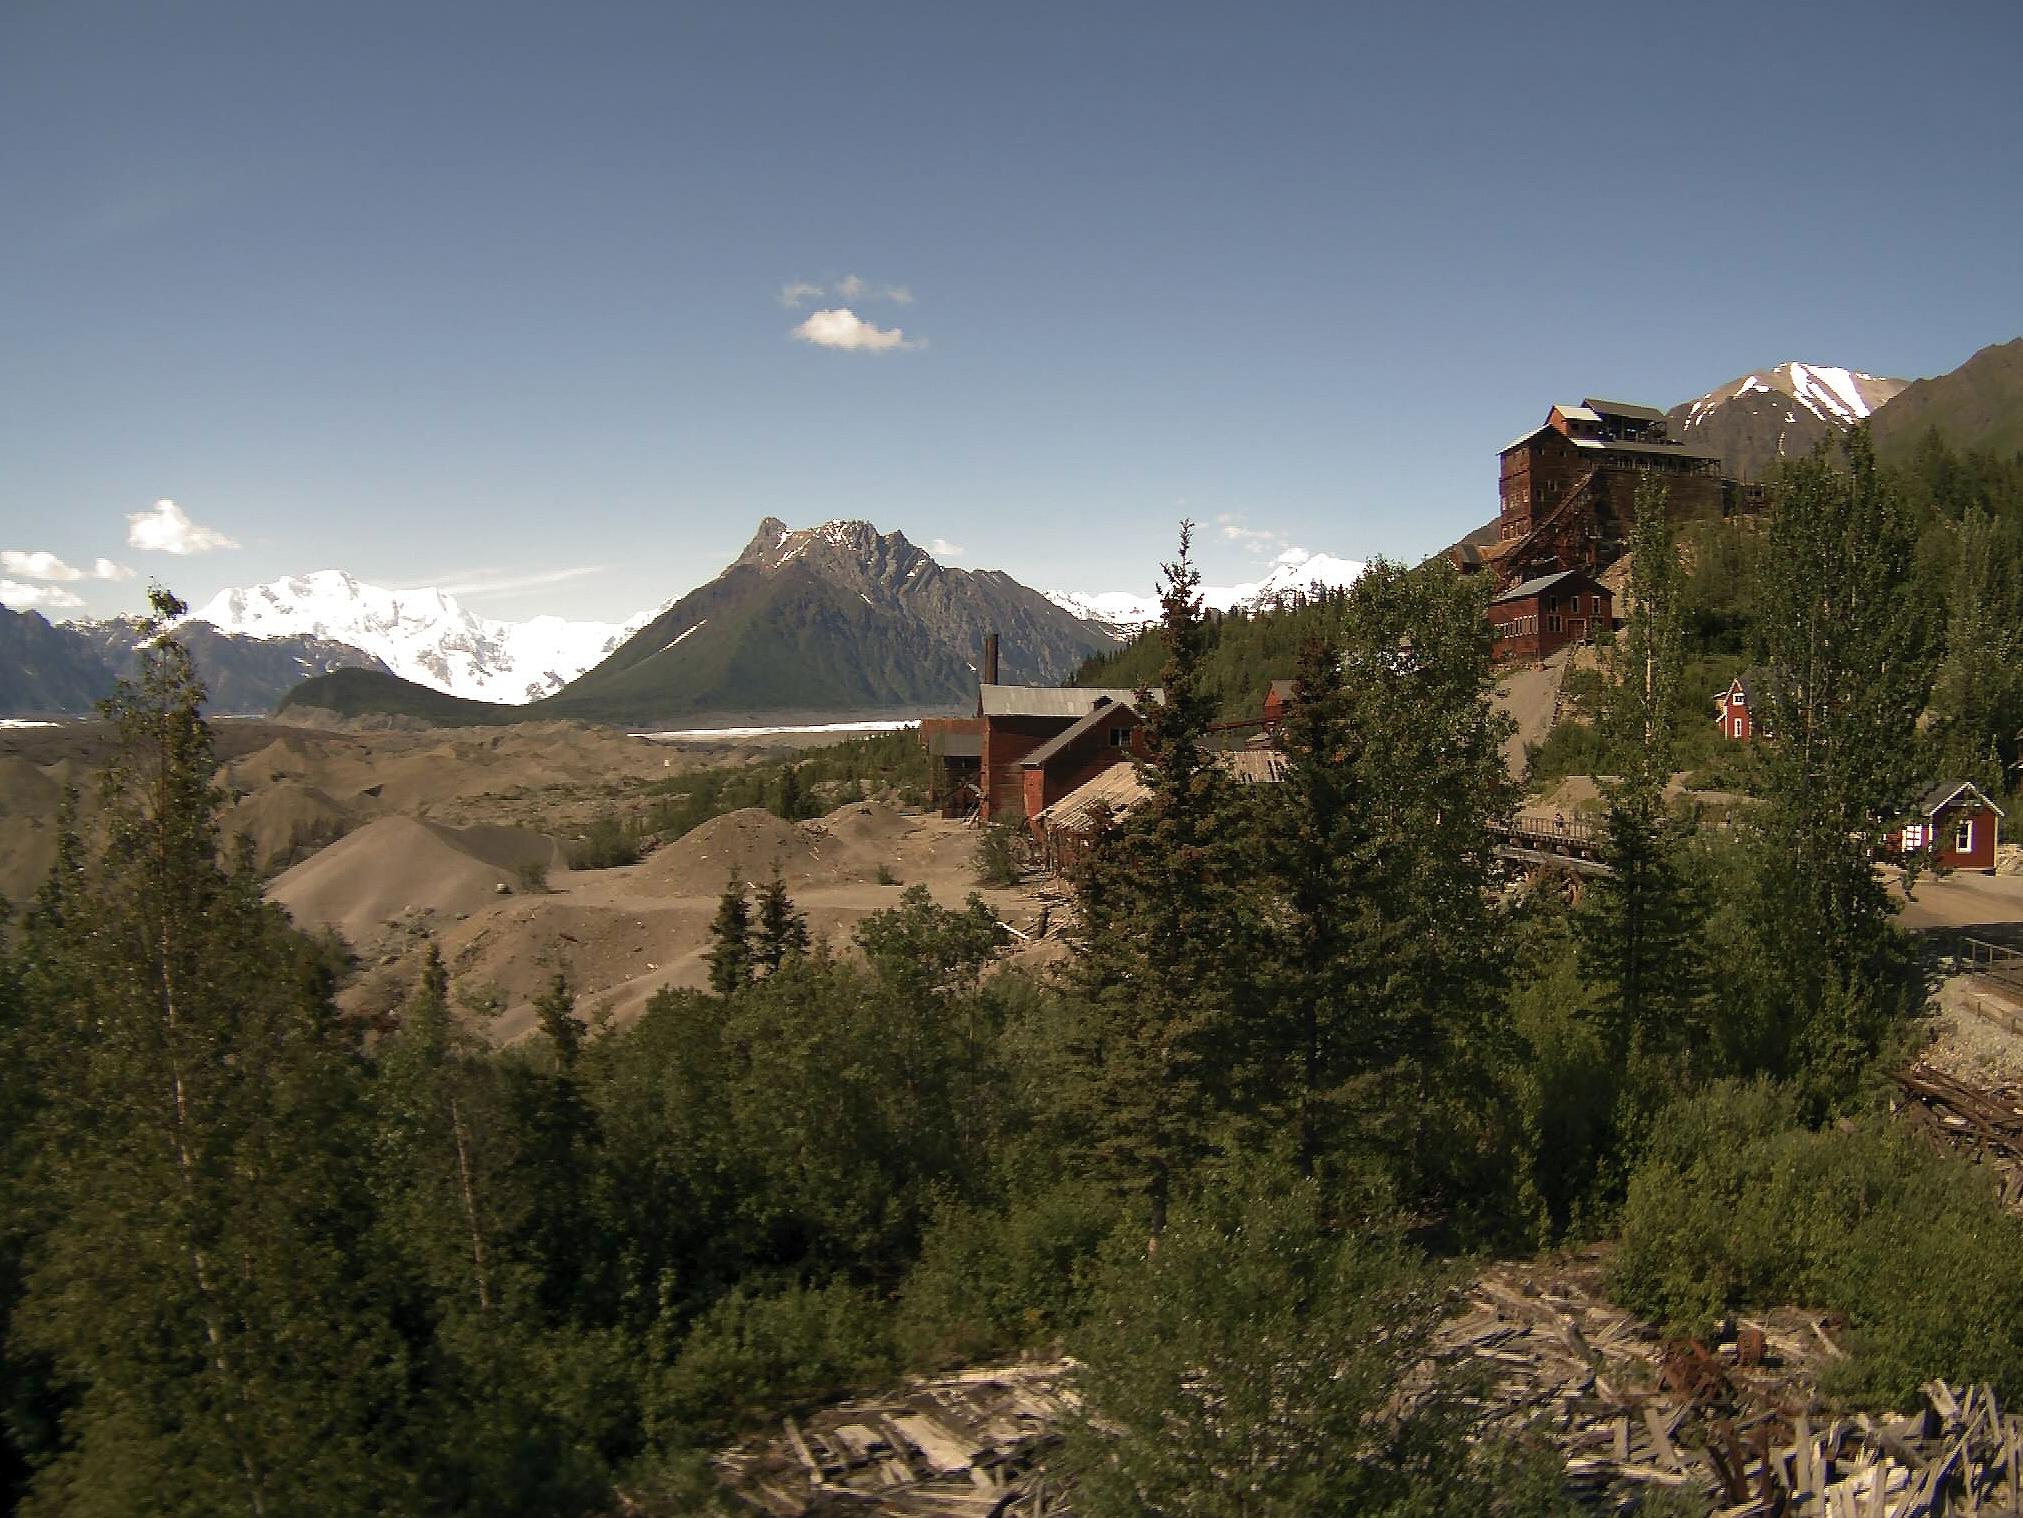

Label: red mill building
[1491,399,1729,585]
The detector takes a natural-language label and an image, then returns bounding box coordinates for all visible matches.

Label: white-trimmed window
[1955,819,1974,853]
[1904,823,1926,850]
[1109,726,1131,748]
[1732,717,1744,738]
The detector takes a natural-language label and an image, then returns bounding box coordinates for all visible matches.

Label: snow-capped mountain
[187,571,666,703]
[1048,550,1368,633]
[1669,362,1909,481]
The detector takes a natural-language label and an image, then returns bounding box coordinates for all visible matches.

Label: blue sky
[3,1,2019,623]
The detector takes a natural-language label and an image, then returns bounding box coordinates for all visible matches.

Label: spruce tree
[1748,427,1938,1099]
[11,590,407,1515]
[534,971,582,1066]
[753,867,811,973]
[1264,559,1513,1200]
[1581,474,1703,1059]
[708,875,754,994]
[1067,524,1266,1238]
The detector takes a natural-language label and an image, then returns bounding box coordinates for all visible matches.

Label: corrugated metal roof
[1034,763,1146,833]
[1582,397,1667,423]
[978,684,1157,717]
[1020,700,1140,768]
[929,732,981,758]
[1594,438,1720,462]
[1489,569,1596,604]
[1035,748,1285,834]
[1497,422,1558,455]
[1554,404,1603,423]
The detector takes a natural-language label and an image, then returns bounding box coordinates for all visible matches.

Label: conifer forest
[5,428,2023,1516]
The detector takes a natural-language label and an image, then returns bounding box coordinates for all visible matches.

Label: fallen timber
[1891,1062,2023,1212]
[712,1248,2023,1516]
[712,1360,1076,1516]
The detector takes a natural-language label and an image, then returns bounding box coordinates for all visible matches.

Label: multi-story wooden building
[1492,398,1727,585]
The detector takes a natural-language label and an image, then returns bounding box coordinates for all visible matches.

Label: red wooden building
[1491,398,1730,585]
[1263,679,1296,728]
[1888,781,2006,873]
[1017,697,1149,826]
[976,684,1160,823]
[1487,569,1613,664]
[1713,673,1761,742]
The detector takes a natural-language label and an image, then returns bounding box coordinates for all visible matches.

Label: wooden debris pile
[713,1360,1076,1517]
[1444,1257,2023,1514]
[1592,1381,2023,1517]
[1892,1062,2023,1211]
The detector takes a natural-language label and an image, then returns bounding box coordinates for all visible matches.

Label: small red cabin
[1488,569,1612,664]
[1713,673,1761,742]
[1263,678,1296,729]
[1888,780,2006,873]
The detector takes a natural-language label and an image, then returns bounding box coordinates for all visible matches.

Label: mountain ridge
[1667,362,1909,481]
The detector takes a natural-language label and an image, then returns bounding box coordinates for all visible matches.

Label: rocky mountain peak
[1668,362,1909,482]
[732,517,935,593]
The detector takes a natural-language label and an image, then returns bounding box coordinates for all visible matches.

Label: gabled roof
[1915,780,2006,818]
[1553,403,1603,424]
[1489,569,1602,605]
[1268,678,1297,701]
[979,684,1158,718]
[1583,397,1667,424]
[1020,699,1141,768]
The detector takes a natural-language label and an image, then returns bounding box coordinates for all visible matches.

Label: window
[1732,717,1744,738]
[1732,686,1745,706]
[1904,823,1926,851]
[1109,726,1131,748]
[1546,614,1562,633]
[1955,819,1974,853]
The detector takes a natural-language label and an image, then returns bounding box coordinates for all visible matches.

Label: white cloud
[781,275,912,308]
[928,538,964,559]
[0,580,86,613]
[2,550,84,581]
[1,550,139,583]
[126,499,238,555]
[790,307,921,352]
[1215,513,1296,556]
[400,564,611,600]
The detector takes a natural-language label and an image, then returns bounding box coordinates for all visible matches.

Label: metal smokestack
[983,632,999,685]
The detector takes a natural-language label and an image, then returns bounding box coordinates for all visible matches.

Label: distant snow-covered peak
[184,571,663,703]
[1048,550,1368,635]
[1680,362,1908,431]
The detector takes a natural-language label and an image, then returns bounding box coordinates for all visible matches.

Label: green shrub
[1061,1168,1579,1518]
[894,1182,1120,1368]
[567,813,640,870]
[974,821,1023,886]
[1611,1080,2023,1407]
[647,1281,895,1444]
[874,863,899,886]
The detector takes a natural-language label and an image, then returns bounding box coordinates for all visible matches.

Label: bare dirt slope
[0,716,790,889]
[271,797,1038,1046]
[1492,647,1569,780]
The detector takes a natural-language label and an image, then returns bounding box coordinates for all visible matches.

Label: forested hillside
[5,460,2023,1515]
